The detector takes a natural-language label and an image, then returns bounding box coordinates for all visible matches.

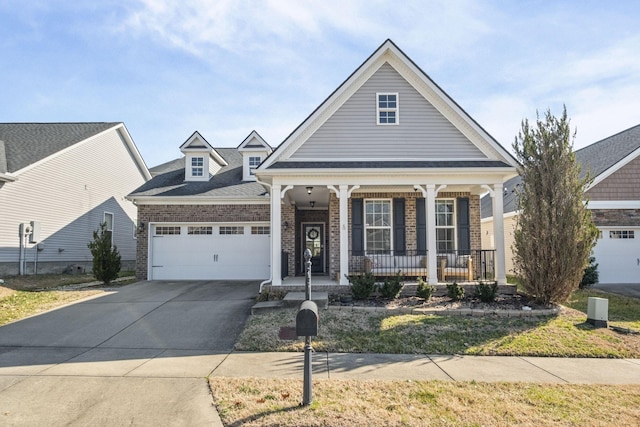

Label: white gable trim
[260,40,518,170]
[11,123,151,180]
[587,145,640,191]
[237,130,272,151]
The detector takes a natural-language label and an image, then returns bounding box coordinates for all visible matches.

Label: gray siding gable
[289,63,486,160]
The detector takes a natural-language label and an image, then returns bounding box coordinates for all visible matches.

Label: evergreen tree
[512,107,598,305]
[88,222,121,285]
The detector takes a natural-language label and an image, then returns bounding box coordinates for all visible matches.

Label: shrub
[579,256,599,289]
[347,272,376,299]
[380,271,404,299]
[476,281,499,302]
[446,282,464,301]
[256,288,287,302]
[87,222,121,285]
[415,277,435,301]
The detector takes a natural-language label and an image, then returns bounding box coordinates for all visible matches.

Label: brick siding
[591,209,640,227]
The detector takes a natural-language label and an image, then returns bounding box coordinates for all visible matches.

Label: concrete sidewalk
[1,351,639,426]
[212,352,640,384]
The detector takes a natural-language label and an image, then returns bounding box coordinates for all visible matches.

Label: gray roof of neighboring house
[481,124,640,218]
[0,122,120,173]
[268,160,512,169]
[129,148,269,199]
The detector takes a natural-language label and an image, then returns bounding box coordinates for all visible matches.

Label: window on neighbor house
[610,230,635,239]
[435,200,455,252]
[377,93,398,125]
[364,199,392,253]
[191,157,204,177]
[103,212,114,246]
[249,156,261,174]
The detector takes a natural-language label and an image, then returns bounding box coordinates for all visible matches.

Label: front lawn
[236,290,640,357]
[210,378,640,427]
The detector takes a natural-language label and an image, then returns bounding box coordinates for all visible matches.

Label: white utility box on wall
[586,297,608,328]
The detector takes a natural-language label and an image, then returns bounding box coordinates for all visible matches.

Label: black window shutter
[393,198,406,255]
[457,197,470,254]
[352,199,364,256]
[416,197,426,255]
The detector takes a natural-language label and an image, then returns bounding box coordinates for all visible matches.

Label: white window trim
[376,92,399,125]
[435,199,457,253]
[191,156,204,177]
[248,156,261,175]
[364,198,393,254]
[103,212,114,246]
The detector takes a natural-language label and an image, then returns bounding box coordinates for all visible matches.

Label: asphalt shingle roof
[130,148,268,199]
[0,123,120,173]
[481,124,640,218]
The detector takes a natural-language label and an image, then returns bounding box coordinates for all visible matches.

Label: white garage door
[593,228,640,284]
[150,224,270,280]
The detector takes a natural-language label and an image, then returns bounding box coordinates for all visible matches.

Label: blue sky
[2,0,639,168]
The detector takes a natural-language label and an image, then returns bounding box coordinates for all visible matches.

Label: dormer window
[191,157,204,177]
[377,93,398,125]
[249,156,261,175]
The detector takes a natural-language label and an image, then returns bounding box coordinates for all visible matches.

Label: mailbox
[296,300,319,337]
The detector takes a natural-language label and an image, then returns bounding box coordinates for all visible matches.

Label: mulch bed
[330,293,549,311]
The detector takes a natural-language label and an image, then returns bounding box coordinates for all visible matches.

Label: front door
[302,223,324,273]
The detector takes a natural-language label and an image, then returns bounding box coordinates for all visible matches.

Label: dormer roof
[237,130,272,152]
[180,131,228,167]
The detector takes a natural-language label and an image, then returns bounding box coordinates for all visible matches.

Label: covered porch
[266,178,508,287]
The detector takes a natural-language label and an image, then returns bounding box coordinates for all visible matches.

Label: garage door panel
[593,228,640,284]
[150,225,270,280]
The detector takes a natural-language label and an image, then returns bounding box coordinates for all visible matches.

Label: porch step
[400,283,517,297]
[251,300,285,315]
[282,291,329,309]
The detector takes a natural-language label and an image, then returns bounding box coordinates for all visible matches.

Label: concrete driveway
[0,280,259,426]
[592,283,640,298]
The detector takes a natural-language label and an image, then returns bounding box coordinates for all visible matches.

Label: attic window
[377,93,398,125]
[249,156,261,174]
[191,157,204,177]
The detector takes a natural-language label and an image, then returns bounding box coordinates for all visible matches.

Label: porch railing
[348,249,495,282]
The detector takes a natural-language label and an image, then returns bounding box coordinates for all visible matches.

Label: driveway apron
[0,280,258,426]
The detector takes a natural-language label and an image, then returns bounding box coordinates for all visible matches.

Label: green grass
[566,288,640,330]
[237,289,640,357]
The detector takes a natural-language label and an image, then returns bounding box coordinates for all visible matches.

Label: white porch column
[271,184,282,286]
[492,183,507,286]
[426,184,438,285]
[339,185,349,285]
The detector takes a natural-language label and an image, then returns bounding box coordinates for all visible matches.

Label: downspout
[255,178,272,293]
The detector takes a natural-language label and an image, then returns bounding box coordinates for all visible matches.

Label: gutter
[255,177,273,293]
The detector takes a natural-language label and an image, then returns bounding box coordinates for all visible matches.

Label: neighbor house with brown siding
[481,124,640,283]
[128,40,518,286]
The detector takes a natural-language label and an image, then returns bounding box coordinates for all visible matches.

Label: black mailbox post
[298,248,317,406]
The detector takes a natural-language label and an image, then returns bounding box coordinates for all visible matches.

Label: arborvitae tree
[512,107,598,305]
[88,222,121,285]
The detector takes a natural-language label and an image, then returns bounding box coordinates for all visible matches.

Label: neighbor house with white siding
[0,123,151,276]
[129,40,517,286]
